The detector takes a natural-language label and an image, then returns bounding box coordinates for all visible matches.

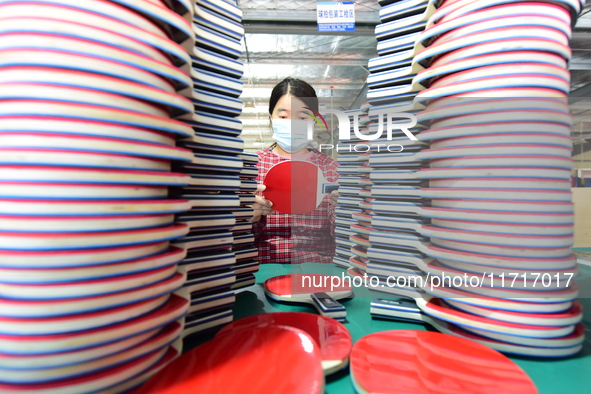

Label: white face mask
[271,119,313,153]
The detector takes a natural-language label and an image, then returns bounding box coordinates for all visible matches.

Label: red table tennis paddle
[216,312,352,375]
[370,298,584,357]
[263,161,338,214]
[264,274,352,321]
[0,322,182,384]
[131,325,324,394]
[350,330,538,394]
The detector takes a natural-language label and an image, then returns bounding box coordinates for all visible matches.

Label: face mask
[271,119,312,153]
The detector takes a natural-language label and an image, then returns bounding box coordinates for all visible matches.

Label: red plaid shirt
[253,147,338,264]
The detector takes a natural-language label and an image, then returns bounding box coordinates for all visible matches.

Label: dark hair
[268,78,319,116]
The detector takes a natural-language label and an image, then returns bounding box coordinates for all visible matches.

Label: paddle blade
[264,161,322,214]
[351,330,538,394]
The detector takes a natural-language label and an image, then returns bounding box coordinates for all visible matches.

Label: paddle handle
[369,234,429,253]
[370,298,425,324]
[311,292,346,321]
[321,183,339,194]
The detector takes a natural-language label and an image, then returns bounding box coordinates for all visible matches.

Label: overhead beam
[241,57,369,66]
[575,17,591,29]
[570,82,591,103]
[241,80,366,89]
[569,61,591,70]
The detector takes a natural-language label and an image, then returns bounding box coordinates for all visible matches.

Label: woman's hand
[250,184,274,223]
[329,190,339,207]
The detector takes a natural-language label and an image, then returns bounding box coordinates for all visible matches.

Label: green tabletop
[186,262,591,393]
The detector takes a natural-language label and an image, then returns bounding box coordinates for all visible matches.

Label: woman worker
[250,78,339,264]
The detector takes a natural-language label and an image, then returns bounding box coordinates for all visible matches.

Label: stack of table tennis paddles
[0,0,255,392]
[333,108,372,270]
[168,0,259,339]
[355,0,587,357]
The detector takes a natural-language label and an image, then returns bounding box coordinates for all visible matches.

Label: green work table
[186,263,591,394]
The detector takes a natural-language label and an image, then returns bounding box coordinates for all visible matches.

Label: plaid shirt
[253,147,338,264]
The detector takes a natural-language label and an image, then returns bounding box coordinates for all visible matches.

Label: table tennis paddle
[181,307,234,339]
[0,16,174,66]
[190,88,242,117]
[0,68,193,117]
[427,102,572,129]
[0,32,191,90]
[0,166,192,186]
[0,255,181,295]
[0,48,177,96]
[185,286,235,316]
[264,274,352,321]
[440,27,570,61]
[193,22,241,60]
[0,347,176,393]
[97,345,180,394]
[0,198,191,217]
[0,116,178,146]
[426,0,576,35]
[263,161,338,215]
[132,325,324,394]
[0,100,193,137]
[368,187,573,205]
[418,51,568,89]
[372,58,571,104]
[366,243,576,290]
[371,209,573,236]
[233,273,256,290]
[442,299,583,326]
[232,259,258,276]
[0,132,193,161]
[110,0,194,43]
[0,148,174,172]
[366,217,573,257]
[350,330,539,393]
[347,266,366,279]
[0,321,182,384]
[0,294,171,335]
[370,299,585,357]
[0,213,176,233]
[191,68,242,98]
[0,223,189,251]
[216,312,352,375]
[418,109,571,134]
[0,0,166,36]
[368,282,578,338]
[0,245,185,283]
[368,47,568,91]
[421,2,571,45]
[375,1,437,41]
[190,111,242,136]
[192,46,243,79]
[172,231,233,252]
[180,131,244,155]
[1,276,185,323]
[0,81,173,118]
[416,76,570,106]
[0,323,160,370]
[0,293,188,356]
[2,2,191,64]
[367,249,576,290]
[194,2,244,41]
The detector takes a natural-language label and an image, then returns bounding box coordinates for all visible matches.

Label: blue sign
[317,2,355,32]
